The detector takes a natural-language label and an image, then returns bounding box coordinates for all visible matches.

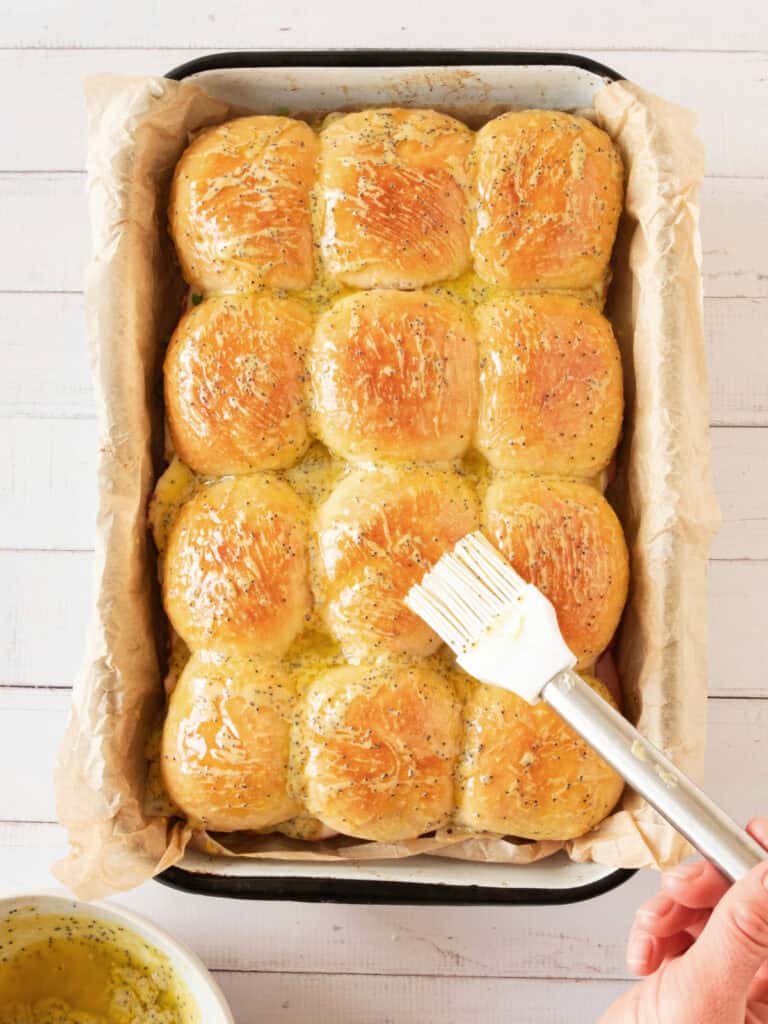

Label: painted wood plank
[1,49,767,178]
[0,822,656,986]
[0,173,89,293]
[0,418,98,550]
[1,553,767,695]
[702,178,768,299]
[2,0,767,52]
[0,689,72,821]
[0,293,93,418]
[711,428,768,559]
[0,173,763,297]
[0,821,661,1001]
[2,293,765,425]
[708,561,768,698]
[2,423,764,556]
[708,298,768,426]
[210,971,628,1023]
[0,551,93,688]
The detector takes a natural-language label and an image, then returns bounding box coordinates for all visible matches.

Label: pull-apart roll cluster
[156,106,628,845]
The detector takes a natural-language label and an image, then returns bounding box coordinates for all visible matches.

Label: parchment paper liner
[55,74,717,898]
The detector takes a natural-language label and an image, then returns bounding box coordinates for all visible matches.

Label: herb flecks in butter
[0,911,199,1024]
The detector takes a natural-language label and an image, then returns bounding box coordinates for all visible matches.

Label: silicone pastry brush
[405,531,764,881]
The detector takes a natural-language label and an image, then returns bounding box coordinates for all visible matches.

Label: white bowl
[0,890,234,1023]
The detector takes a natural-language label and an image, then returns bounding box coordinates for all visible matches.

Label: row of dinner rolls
[162,468,629,671]
[169,108,623,296]
[164,289,623,478]
[161,653,624,843]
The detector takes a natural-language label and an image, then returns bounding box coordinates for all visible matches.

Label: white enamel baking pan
[160,50,633,905]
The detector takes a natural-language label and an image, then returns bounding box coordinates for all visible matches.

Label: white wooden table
[1,2,767,1020]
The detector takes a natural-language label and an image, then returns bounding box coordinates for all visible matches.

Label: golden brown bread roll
[484,475,628,667]
[164,294,312,476]
[295,662,462,841]
[455,675,624,840]
[318,108,473,288]
[310,290,477,463]
[169,115,318,293]
[473,110,623,290]
[475,293,623,475]
[161,651,301,831]
[163,474,311,657]
[316,466,480,658]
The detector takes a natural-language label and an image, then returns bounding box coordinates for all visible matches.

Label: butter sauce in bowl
[0,894,233,1024]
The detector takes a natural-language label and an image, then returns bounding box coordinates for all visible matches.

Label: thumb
[686,858,768,995]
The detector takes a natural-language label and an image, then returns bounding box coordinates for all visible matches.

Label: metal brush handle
[542,669,765,882]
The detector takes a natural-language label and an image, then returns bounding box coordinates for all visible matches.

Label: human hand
[599,818,768,1023]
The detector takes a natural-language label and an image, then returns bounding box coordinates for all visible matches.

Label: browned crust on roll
[169,115,318,293]
[455,674,624,840]
[475,293,623,475]
[163,474,311,657]
[473,110,623,290]
[319,108,473,288]
[295,662,462,841]
[310,290,477,463]
[316,466,480,659]
[165,294,312,476]
[484,475,629,667]
[161,651,301,831]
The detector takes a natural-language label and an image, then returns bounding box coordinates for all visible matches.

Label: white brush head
[405,532,576,703]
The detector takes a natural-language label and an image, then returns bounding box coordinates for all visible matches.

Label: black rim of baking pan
[158,48,631,905]
[157,863,637,906]
[165,49,623,83]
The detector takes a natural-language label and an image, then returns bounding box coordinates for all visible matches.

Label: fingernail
[664,861,705,884]
[747,817,768,848]
[627,934,654,969]
[637,896,674,923]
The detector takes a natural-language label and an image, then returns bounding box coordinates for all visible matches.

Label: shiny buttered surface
[318,108,473,288]
[165,294,312,476]
[484,476,630,668]
[163,474,311,658]
[169,115,318,293]
[475,294,623,475]
[310,290,477,463]
[456,674,624,840]
[296,663,462,841]
[155,105,629,845]
[162,651,301,831]
[473,110,623,290]
[315,466,480,659]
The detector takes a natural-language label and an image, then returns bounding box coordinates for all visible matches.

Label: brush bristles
[405,532,527,655]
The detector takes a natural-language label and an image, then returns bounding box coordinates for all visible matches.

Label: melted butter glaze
[309,290,477,463]
[473,110,624,290]
[475,293,624,475]
[484,475,629,668]
[294,661,463,842]
[165,294,312,476]
[163,474,312,658]
[162,650,302,831]
[318,108,474,289]
[169,116,318,293]
[0,912,198,1024]
[455,674,624,840]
